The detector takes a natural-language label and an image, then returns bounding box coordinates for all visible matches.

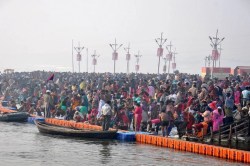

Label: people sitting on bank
[192,111,211,138]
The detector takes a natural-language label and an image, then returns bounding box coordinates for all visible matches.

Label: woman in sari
[133,101,142,132]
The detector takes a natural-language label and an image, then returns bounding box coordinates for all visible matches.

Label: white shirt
[97,99,105,118]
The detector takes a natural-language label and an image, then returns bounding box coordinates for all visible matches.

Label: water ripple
[0,122,248,166]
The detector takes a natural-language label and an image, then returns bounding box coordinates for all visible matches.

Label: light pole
[218,44,223,68]
[204,56,207,67]
[162,56,167,74]
[124,43,131,75]
[74,42,84,73]
[172,48,177,73]
[134,51,142,74]
[86,48,88,73]
[91,50,100,73]
[109,39,123,74]
[155,33,167,75]
[166,41,173,75]
[209,29,225,79]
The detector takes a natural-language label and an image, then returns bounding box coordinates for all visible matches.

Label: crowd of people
[1,71,250,138]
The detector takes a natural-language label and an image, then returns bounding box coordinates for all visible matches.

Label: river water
[0,122,247,166]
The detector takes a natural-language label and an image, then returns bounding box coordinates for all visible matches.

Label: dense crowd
[1,71,250,138]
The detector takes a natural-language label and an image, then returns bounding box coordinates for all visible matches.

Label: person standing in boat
[101,100,112,131]
[43,90,53,118]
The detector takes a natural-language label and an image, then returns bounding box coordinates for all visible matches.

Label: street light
[155,33,167,75]
[209,29,225,79]
[109,39,123,74]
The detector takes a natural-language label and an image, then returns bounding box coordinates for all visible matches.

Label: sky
[0,0,250,74]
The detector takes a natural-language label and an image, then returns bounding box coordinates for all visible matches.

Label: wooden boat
[34,120,118,139]
[0,112,29,122]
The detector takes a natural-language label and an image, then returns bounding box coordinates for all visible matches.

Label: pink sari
[234,91,241,105]
[212,109,224,132]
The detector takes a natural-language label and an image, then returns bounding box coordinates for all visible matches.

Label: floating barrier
[116,131,136,141]
[27,116,45,124]
[135,134,250,163]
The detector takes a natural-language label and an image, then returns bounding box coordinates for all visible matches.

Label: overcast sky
[0,0,250,74]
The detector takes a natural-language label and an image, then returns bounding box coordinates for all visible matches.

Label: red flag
[47,73,54,82]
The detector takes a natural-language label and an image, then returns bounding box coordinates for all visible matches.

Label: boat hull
[35,120,117,139]
[0,112,29,122]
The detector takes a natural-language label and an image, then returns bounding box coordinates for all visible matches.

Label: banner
[157,47,163,57]
[163,65,166,72]
[172,63,176,69]
[112,52,118,60]
[166,53,172,61]
[135,65,139,72]
[92,58,97,65]
[77,53,82,61]
[126,54,131,61]
[212,49,219,61]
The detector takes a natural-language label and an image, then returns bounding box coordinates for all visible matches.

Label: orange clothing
[196,122,208,138]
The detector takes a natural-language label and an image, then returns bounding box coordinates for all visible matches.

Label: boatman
[43,90,53,118]
[101,100,112,131]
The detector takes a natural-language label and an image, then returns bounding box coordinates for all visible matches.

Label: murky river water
[0,122,247,166]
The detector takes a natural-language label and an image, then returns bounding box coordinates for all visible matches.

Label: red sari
[134,106,142,131]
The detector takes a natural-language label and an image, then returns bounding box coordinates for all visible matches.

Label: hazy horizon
[0,0,250,74]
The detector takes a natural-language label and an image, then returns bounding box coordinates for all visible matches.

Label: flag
[47,73,54,82]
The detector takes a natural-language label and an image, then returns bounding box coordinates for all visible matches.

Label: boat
[34,120,118,139]
[0,112,29,122]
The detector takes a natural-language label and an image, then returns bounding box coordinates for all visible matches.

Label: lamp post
[134,51,142,74]
[155,33,167,75]
[74,42,84,73]
[209,29,225,79]
[109,39,123,74]
[172,48,177,73]
[91,50,100,73]
[124,43,131,75]
[162,56,167,74]
[166,41,173,75]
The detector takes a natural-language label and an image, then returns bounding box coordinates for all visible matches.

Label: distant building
[201,67,231,80]
[4,69,14,74]
[234,66,250,76]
